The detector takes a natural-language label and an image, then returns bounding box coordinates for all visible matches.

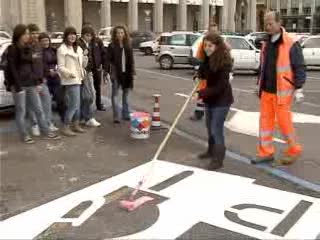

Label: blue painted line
[226,150,320,193]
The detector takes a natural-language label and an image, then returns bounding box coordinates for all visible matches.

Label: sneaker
[86,118,101,127]
[113,120,120,124]
[45,132,61,140]
[31,125,40,137]
[97,105,107,111]
[61,125,77,137]
[49,123,59,132]
[23,136,35,144]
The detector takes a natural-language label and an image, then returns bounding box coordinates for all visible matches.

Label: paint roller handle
[152,82,200,161]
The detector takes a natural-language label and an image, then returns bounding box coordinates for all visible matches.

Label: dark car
[254,34,269,49]
[130,31,156,49]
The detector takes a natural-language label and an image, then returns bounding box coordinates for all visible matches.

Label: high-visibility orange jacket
[257,28,306,104]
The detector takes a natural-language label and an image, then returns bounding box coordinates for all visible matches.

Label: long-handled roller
[119,81,200,211]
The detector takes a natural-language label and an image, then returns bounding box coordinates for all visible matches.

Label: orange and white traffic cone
[152,94,161,127]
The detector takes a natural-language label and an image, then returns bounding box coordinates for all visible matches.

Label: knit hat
[38,32,50,41]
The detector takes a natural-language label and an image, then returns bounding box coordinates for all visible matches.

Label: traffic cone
[152,94,161,127]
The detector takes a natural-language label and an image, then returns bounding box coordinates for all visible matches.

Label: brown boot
[208,145,225,171]
[61,125,77,137]
[72,121,86,133]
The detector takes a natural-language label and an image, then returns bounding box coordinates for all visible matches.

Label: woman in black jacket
[7,24,60,143]
[107,26,135,124]
[198,33,234,170]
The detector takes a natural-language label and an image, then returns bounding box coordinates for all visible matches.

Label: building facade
[0,0,259,34]
[258,0,320,33]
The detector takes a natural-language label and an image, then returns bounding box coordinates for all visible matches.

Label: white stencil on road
[0,161,319,240]
[225,108,320,142]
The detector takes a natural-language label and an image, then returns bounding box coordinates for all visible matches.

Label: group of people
[5,23,135,143]
[4,10,306,169]
[195,11,306,170]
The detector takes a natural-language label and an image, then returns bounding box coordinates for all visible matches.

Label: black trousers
[92,69,103,108]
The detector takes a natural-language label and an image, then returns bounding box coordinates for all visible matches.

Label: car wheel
[160,56,173,70]
[145,48,153,55]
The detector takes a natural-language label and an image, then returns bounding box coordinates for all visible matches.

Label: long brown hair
[204,33,232,72]
[111,26,131,48]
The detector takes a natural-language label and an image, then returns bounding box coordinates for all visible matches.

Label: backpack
[0,45,11,92]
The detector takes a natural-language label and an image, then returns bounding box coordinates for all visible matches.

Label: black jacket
[79,38,107,71]
[107,42,135,89]
[199,63,234,107]
[43,47,60,84]
[7,44,42,92]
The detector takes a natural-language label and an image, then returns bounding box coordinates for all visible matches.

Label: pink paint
[119,196,154,211]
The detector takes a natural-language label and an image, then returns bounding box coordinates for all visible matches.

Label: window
[188,34,200,46]
[303,38,320,48]
[226,38,251,50]
[281,9,287,16]
[291,8,299,15]
[169,34,187,46]
[303,7,311,15]
[159,36,170,45]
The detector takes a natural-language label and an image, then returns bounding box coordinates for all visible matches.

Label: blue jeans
[111,80,129,120]
[81,73,95,121]
[205,105,230,145]
[64,85,81,125]
[12,86,49,139]
[28,83,53,126]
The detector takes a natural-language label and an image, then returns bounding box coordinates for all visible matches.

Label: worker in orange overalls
[252,11,306,165]
[190,22,219,122]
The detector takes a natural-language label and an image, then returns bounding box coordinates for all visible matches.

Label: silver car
[0,39,13,110]
[155,31,201,70]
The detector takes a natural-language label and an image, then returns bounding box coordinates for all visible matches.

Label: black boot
[198,144,214,159]
[208,144,226,171]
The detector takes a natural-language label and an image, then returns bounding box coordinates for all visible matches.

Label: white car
[0,31,11,40]
[301,35,320,66]
[139,37,159,55]
[0,40,14,110]
[98,27,112,42]
[245,32,267,44]
[192,35,260,73]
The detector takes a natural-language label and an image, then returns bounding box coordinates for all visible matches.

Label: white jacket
[57,43,88,85]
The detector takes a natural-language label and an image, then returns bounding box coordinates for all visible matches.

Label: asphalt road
[0,53,319,240]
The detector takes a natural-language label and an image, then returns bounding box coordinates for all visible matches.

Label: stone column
[249,0,257,31]
[200,0,210,30]
[64,0,83,32]
[37,0,46,31]
[220,1,229,32]
[153,0,163,33]
[101,0,111,28]
[276,0,280,13]
[177,0,187,30]
[266,0,271,11]
[128,0,138,31]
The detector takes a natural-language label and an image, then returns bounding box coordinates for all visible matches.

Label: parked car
[98,27,112,42]
[191,35,260,73]
[301,35,320,66]
[139,36,160,55]
[0,39,14,110]
[0,31,11,40]
[245,32,267,44]
[155,31,201,69]
[130,31,156,49]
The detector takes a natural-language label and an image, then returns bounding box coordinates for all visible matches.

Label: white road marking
[0,160,319,240]
[175,93,320,141]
